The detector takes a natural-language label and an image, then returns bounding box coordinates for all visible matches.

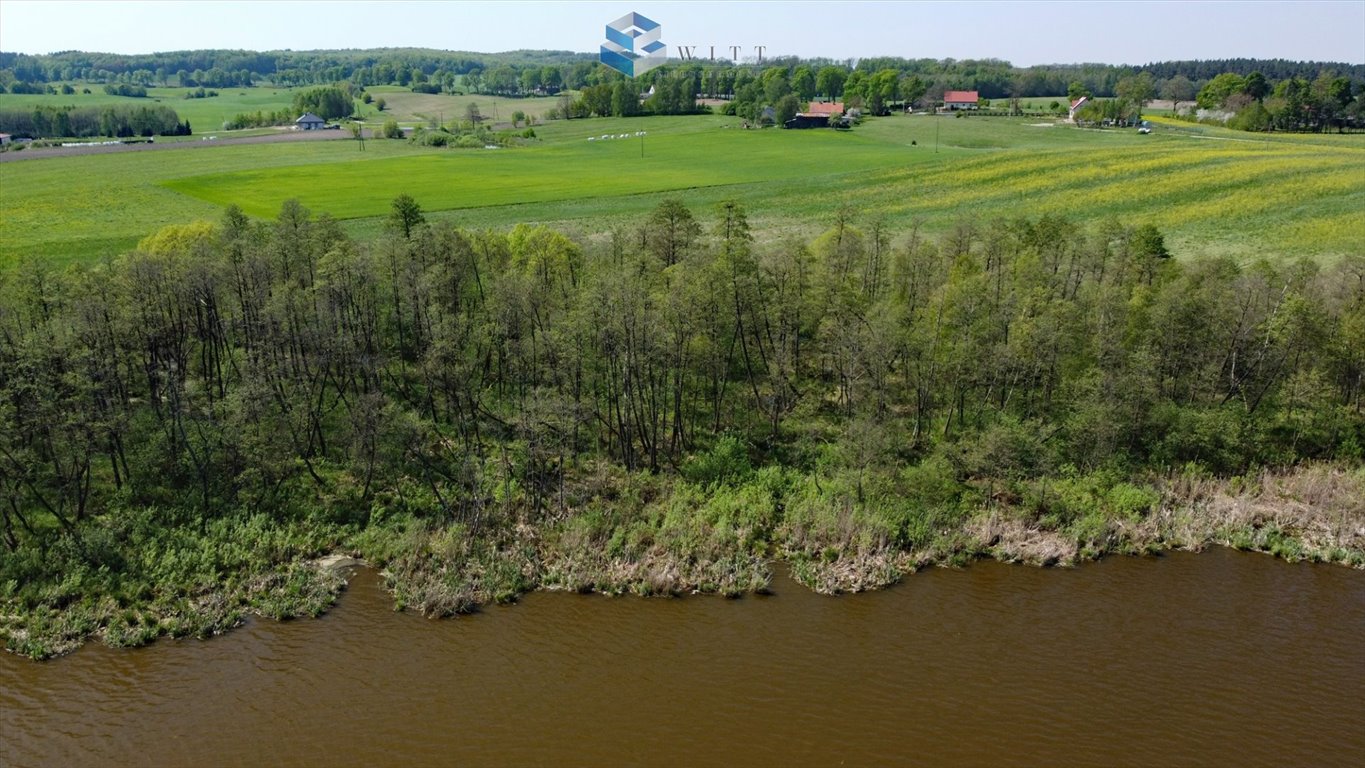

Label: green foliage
[222,108,294,129]
[103,83,148,98]
[386,193,425,238]
[682,436,753,487]
[0,505,342,657]
[292,85,354,120]
[1198,73,1247,110]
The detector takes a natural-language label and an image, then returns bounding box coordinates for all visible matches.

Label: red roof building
[942,90,980,110]
[805,101,845,116]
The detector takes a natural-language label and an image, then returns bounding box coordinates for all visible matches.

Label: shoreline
[5,463,1361,660]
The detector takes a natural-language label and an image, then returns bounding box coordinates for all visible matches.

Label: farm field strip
[850,145,1362,228]
[3,114,1362,265]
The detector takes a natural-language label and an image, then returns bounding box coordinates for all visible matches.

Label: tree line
[4,47,1362,106]
[1192,70,1362,132]
[2,197,1361,552]
[0,103,189,138]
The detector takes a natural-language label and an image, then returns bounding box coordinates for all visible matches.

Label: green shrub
[682,435,752,487]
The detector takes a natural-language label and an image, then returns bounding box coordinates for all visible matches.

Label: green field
[3,111,1363,265]
[356,85,563,126]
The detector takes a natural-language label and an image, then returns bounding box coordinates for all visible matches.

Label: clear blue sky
[2,1,1362,66]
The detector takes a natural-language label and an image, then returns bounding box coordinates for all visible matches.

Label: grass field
[3,109,1363,266]
[355,85,562,127]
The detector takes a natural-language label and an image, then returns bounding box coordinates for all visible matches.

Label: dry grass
[786,549,912,594]
[1153,464,1365,562]
[968,513,1081,567]
[971,464,1364,569]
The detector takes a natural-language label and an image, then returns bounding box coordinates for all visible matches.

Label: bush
[410,129,451,146]
[382,119,403,139]
[222,109,292,130]
[103,83,147,98]
[682,435,752,487]
[1228,102,1271,132]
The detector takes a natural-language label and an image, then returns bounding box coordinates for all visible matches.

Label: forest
[4,48,1361,103]
[1,195,1362,657]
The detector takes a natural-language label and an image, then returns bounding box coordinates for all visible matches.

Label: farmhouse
[784,114,830,129]
[784,101,845,129]
[942,90,980,110]
[805,101,845,117]
[295,113,326,130]
[1068,96,1088,122]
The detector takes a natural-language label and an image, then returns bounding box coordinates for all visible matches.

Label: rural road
[0,127,362,163]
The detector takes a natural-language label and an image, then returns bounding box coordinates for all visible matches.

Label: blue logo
[600,12,665,77]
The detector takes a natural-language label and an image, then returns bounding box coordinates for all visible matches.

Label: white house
[1068,96,1089,122]
[942,90,980,110]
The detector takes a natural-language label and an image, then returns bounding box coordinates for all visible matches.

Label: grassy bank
[3,462,1361,659]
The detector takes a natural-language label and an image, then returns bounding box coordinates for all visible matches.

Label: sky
[1,0,1362,67]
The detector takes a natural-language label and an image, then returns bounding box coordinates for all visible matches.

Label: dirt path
[0,127,362,163]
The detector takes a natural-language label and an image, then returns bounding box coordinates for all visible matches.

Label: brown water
[3,548,1363,767]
